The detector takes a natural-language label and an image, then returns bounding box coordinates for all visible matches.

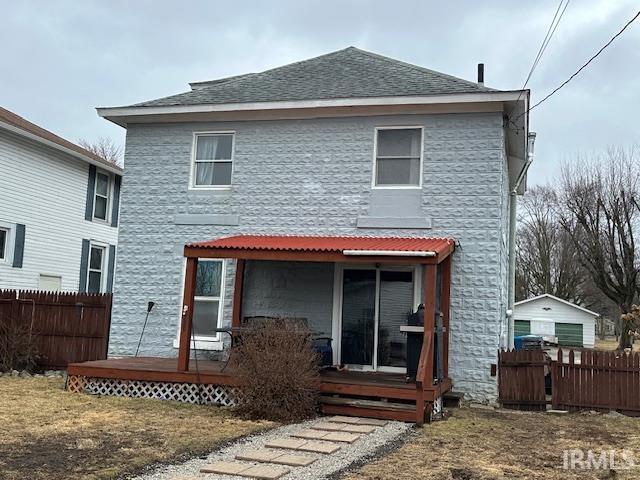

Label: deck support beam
[231,259,245,330]
[416,263,438,425]
[178,257,198,372]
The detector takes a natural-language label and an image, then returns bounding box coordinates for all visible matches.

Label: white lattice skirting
[67,375,237,406]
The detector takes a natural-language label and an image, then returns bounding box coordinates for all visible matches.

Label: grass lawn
[0,376,272,480]
[344,407,640,480]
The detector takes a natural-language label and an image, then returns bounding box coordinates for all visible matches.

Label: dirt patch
[342,408,640,480]
[0,376,272,479]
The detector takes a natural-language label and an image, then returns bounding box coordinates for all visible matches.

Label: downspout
[507,132,536,348]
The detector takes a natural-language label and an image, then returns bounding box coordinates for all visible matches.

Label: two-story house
[69,47,533,422]
[0,107,122,293]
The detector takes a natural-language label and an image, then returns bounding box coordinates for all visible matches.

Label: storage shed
[513,294,598,348]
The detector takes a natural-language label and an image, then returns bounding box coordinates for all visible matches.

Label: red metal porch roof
[186,235,455,263]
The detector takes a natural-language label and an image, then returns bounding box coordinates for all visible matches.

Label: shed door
[514,320,531,336]
[556,323,583,347]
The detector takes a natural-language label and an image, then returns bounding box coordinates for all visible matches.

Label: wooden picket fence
[498,349,548,410]
[552,349,640,413]
[498,348,640,415]
[0,289,112,368]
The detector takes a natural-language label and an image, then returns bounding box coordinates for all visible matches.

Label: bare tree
[78,137,123,167]
[515,185,585,303]
[558,147,640,349]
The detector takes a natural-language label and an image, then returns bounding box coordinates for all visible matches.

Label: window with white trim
[87,244,106,293]
[93,171,111,221]
[0,227,8,261]
[192,133,234,187]
[193,259,225,339]
[374,127,423,187]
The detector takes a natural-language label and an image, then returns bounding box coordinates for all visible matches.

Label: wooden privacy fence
[498,349,548,410]
[0,289,112,368]
[498,348,640,414]
[552,349,640,413]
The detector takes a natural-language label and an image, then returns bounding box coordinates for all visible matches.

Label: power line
[513,8,640,124]
[508,0,570,118]
[529,9,640,113]
[524,0,570,90]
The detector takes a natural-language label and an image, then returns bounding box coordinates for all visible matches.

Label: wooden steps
[319,395,417,422]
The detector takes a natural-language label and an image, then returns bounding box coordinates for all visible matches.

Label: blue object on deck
[313,337,333,366]
[514,335,544,350]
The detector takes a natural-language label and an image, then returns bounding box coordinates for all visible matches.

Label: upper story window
[373,127,423,188]
[0,227,7,261]
[93,171,111,221]
[192,133,234,188]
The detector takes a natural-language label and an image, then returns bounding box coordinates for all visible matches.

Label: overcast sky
[2,0,639,185]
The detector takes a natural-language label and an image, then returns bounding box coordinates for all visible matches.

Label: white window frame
[189,131,236,190]
[86,242,107,293]
[173,258,226,350]
[93,170,112,222]
[0,221,14,265]
[371,126,424,189]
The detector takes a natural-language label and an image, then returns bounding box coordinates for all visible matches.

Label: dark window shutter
[85,165,96,221]
[12,224,25,268]
[79,239,90,292]
[111,175,121,227]
[106,244,116,293]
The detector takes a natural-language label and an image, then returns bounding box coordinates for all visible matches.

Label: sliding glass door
[340,269,376,367]
[340,267,415,372]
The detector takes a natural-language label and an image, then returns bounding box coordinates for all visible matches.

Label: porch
[70,234,455,424]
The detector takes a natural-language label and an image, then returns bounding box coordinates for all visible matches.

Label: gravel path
[132,417,412,480]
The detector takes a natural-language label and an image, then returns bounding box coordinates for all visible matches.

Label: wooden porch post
[231,259,245,329]
[177,256,198,372]
[423,263,437,379]
[416,263,438,425]
[441,255,452,379]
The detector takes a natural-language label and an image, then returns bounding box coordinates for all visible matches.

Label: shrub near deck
[0,376,271,480]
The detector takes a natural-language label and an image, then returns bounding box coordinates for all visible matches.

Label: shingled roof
[0,106,123,173]
[130,47,494,108]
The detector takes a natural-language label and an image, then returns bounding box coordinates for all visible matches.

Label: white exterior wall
[514,296,596,348]
[111,112,510,401]
[0,129,118,291]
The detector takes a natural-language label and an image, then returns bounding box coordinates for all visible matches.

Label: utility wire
[508,0,571,118]
[524,8,640,116]
[523,0,570,89]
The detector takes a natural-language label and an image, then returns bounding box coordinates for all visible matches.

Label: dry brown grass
[596,337,620,351]
[343,407,640,480]
[0,376,272,479]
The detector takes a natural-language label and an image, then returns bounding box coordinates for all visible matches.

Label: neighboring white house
[513,294,598,348]
[0,107,122,293]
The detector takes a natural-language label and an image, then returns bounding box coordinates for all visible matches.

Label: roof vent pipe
[477,63,484,86]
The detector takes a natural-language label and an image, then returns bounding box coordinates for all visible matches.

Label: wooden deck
[68,357,452,422]
[68,357,237,385]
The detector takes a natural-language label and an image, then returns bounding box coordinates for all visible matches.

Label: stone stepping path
[137,415,411,480]
[200,461,289,479]
[327,415,388,426]
[236,450,316,467]
[311,422,377,434]
[265,437,341,454]
[290,429,361,443]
